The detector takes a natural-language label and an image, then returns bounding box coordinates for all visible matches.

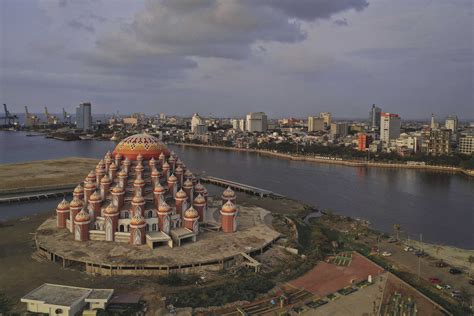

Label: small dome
[194,181,205,192]
[136,153,143,160]
[162,161,170,168]
[184,169,193,177]
[168,156,176,162]
[158,201,171,213]
[111,186,124,193]
[118,170,127,177]
[132,194,145,204]
[109,162,117,170]
[73,184,84,193]
[130,212,145,225]
[175,166,183,173]
[56,199,70,210]
[104,203,118,214]
[193,194,206,205]
[221,200,236,213]
[135,164,144,171]
[75,209,90,222]
[123,158,131,165]
[89,191,102,201]
[154,183,166,193]
[175,189,187,199]
[183,179,193,188]
[184,206,199,219]
[151,169,161,177]
[159,152,165,159]
[134,178,145,186]
[84,182,96,190]
[168,174,177,182]
[222,187,236,198]
[70,197,84,208]
[101,175,111,184]
[87,170,95,178]
[176,158,183,165]
[150,157,156,163]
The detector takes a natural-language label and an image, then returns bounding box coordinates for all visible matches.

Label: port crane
[25,106,39,127]
[1,103,18,126]
[44,106,59,125]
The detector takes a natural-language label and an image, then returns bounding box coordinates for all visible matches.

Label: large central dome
[113,133,169,160]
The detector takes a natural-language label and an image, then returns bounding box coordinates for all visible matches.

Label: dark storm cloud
[333,18,349,27]
[249,0,369,21]
[67,19,95,32]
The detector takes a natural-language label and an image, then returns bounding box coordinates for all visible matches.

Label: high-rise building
[458,135,474,155]
[246,112,268,132]
[445,115,458,132]
[330,122,348,138]
[238,119,246,132]
[430,114,439,129]
[421,128,452,155]
[307,116,325,132]
[76,102,92,131]
[358,133,373,151]
[231,119,240,130]
[319,112,332,128]
[191,113,203,133]
[380,112,401,143]
[369,104,382,130]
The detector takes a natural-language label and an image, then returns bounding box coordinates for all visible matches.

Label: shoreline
[174,143,474,177]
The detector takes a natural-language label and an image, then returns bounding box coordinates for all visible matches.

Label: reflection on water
[0,132,472,248]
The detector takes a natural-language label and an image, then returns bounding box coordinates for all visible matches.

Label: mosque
[55,134,238,248]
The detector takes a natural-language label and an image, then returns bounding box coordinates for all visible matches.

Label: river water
[1,131,473,249]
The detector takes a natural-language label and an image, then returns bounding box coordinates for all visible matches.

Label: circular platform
[36,200,280,276]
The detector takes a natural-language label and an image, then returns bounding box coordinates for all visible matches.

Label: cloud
[82,0,370,75]
[333,18,349,27]
[67,19,95,32]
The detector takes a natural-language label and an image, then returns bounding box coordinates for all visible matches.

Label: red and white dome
[113,133,169,160]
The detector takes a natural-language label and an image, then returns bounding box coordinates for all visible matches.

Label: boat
[79,134,94,140]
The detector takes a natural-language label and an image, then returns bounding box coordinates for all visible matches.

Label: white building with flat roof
[380,112,401,143]
[246,112,268,132]
[21,283,113,316]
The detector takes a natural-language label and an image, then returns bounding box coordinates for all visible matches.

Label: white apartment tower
[380,112,401,143]
[246,112,268,132]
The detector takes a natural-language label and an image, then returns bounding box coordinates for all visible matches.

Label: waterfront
[0,131,473,248]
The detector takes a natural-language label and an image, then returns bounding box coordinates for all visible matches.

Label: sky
[0,0,473,119]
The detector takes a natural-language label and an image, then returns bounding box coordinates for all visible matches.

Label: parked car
[415,250,426,257]
[449,268,462,275]
[404,246,414,252]
[435,284,443,290]
[443,284,452,290]
[429,277,441,284]
[381,251,392,257]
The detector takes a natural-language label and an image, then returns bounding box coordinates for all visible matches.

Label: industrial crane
[1,104,18,126]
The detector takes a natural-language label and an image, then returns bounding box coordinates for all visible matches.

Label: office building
[246,112,268,132]
[307,116,325,132]
[458,135,474,155]
[76,102,92,131]
[239,119,246,132]
[380,113,401,143]
[191,113,203,133]
[358,133,373,151]
[445,116,458,132]
[330,122,348,138]
[421,128,451,155]
[319,112,332,128]
[369,104,382,130]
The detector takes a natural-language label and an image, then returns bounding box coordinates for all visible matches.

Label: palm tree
[393,224,401,241]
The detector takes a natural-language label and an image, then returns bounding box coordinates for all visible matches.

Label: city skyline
[1,0,473,119]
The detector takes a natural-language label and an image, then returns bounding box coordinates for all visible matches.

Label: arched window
[147,210,153,218]
[119,225,125,232]
[146,224,150,231]
[152,223,157,231]
[124,211,129,219]
[126,224,130,232]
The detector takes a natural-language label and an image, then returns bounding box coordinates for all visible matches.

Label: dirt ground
[0,158,99,192]
[0,212,174,313]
